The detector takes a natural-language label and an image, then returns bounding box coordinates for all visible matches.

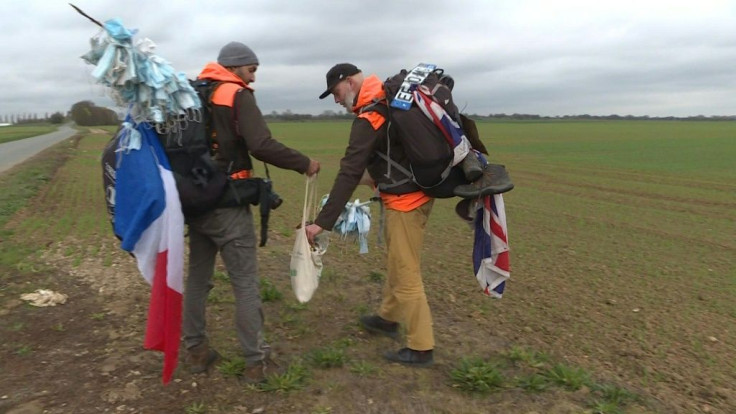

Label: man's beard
[340,90,356,112]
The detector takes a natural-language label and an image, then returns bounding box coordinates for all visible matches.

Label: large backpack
[101,79,279,245]
[369,63,488,198]
[156,79,229,217]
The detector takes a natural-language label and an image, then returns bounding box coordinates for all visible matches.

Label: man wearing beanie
[182,41,320,383]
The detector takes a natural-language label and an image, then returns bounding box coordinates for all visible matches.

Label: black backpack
[157,79,228,217]
[102,79,278,245]
[158,80,279,245]
[368,64,488,198]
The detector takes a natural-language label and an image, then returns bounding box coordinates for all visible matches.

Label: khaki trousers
[378,200,435,351]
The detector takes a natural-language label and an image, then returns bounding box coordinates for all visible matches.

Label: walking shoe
[453,164,514,198]
[360,315,399,340]
[184,343,220,374]
[241,357,285,384]
[383,347,434,367]
[460,152,484,182]
[455,198,475,222]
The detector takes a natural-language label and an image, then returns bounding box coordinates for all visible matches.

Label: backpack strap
[232,87,273,247]
[373,151,412,190]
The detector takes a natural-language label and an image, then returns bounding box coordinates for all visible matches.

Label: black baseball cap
[318,63,361,99]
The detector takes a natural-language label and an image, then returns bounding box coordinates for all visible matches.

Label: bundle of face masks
[322,195,373,254]
[81,18,200,130]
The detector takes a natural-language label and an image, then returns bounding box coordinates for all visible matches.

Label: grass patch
[348,360,379,377]
[213,270,229,282]
[515,373,552,393]
[588,383,640,412]
[308,345,348,369]
[217,357,246,378]
[542,363,591,391]
[184,402,206,414]
[15,344,32,356]
[260,278,283,302]
[258,361,310,392]
[367,271,384,283]
[90,312,106,320]
[505,346,550,368]
[450,357,505,394]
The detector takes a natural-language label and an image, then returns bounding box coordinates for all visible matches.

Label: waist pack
[217,176,282,246]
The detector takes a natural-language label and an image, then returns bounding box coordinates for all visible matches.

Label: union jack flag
[472,194,510,298]
[413,88,470,166]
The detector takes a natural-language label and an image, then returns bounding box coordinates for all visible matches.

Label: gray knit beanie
[217,41,259,67]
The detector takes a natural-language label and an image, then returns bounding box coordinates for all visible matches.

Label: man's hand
[305,223,324,245]
[306,159,320,176]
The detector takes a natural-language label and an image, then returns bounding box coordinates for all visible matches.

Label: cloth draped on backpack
[83,17,191,384]
[472,194,510,298]
[413,87,471,166]
[112,121,185,384]
[408,75,511,297]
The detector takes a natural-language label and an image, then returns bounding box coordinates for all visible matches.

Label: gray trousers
[182,206,270,363]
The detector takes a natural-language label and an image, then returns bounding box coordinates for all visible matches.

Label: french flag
[472,194,510,298]
[113,121,184,384]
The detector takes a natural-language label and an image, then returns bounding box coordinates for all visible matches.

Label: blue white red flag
[472,194,510,298]
[113,121,185,384]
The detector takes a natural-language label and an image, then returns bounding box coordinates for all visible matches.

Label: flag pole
[69,3,103,28]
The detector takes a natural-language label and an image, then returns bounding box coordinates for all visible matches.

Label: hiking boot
[455,198,475,222]
[383,347,434,367]
[460,153,484,182]
[241,357,285,384]
[184,343,220,374]
[360,315,399,340]
[453,164,514,198]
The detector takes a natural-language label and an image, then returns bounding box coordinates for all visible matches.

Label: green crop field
[1,120,734,413]
[0,124,57,144]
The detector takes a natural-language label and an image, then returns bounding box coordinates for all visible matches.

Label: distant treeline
[263,110,735,122]
[1,112,66,125]
[477,113,736,121]
[5,105,733,127]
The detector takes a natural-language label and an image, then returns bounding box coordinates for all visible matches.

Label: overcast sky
[1,0,734,118]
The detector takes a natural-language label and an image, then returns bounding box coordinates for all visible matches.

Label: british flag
[413,88,470,166]
[472,194,510,298]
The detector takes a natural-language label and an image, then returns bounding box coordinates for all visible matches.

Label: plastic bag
[290,175,325,303]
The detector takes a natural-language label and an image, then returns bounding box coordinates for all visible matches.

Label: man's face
[331,78,355,112]
[234,65,258,84]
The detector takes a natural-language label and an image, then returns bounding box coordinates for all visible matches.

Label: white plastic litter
[20,289,68,307]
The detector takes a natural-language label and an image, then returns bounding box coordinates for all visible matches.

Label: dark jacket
[197,63,310,175]
[315,74,419,230]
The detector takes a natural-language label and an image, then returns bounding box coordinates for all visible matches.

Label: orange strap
[357,111,386,130]
[229,169,253,180]
[380,190,432,212]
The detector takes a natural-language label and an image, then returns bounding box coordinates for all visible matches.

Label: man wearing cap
[305,64,435,366]
[182,41,320,382]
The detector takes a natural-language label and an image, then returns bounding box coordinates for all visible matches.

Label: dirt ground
[2,232,728,414]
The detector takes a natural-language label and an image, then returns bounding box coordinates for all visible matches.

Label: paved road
[0,124,78,174]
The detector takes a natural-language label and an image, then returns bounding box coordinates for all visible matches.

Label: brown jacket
[315,75,420,230]
[197,63,310,175]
